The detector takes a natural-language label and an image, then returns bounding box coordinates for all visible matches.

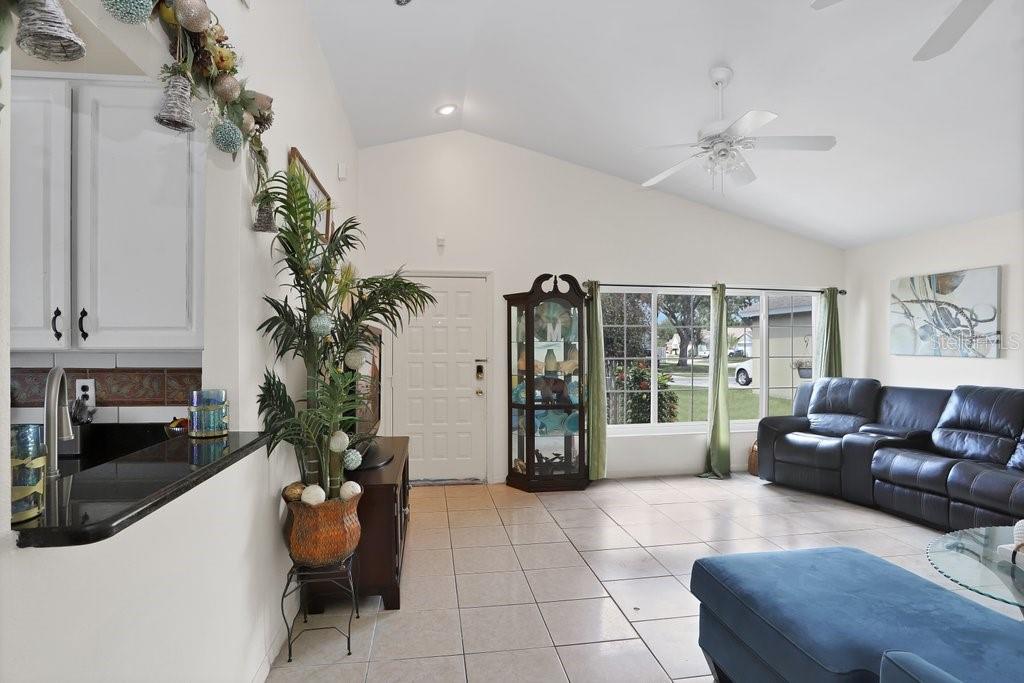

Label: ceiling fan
[812,0,995,61]
[641,66,836,191]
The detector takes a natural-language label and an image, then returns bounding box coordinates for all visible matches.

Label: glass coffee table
[926,526,1024,615]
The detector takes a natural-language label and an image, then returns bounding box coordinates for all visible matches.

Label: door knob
[475,389,484,397]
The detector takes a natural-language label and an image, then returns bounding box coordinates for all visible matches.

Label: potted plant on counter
[257,159,434,566]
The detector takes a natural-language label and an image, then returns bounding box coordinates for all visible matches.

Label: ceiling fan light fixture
[435,103,458,116]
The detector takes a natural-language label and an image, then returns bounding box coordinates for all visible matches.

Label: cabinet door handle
[78,308,89,341]
[51,307,63,341]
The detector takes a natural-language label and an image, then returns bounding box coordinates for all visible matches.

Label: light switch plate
[75,379,96,407]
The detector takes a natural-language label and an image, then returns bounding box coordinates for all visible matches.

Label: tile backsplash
[11,367,202,408]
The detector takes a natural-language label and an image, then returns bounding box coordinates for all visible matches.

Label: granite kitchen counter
[15,432,269,548]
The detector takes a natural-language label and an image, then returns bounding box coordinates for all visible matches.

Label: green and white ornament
[102,0,155,25]
[212,120,242,154]
[309,313,333,337]
[343,448,362,471]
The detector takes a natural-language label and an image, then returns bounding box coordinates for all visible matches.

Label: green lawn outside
[657,359,751,377]
[664,388,791,422]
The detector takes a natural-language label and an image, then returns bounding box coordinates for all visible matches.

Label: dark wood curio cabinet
[505,274,589,492]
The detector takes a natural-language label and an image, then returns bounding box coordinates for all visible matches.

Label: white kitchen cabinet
[11,76,204,351]
[11,79,72,350]
[73,82,205,349]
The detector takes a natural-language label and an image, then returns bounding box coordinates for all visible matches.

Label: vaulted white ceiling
[306,0,1024,247]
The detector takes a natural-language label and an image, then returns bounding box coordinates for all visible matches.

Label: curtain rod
[601,283,846,295]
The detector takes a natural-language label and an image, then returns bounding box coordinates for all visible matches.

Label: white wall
[843,211,1024,389]
[0,2,355,681]
[357,130,845,480]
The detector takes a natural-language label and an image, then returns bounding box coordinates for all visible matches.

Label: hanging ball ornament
[344,348,368,370]
[102,0,156,24]
[343,448,363,471]
[329,430,350,453]
[157,0,178,25]
[212,120,243,154]
[212,73,241,103]
[174,0,211,32]
[309,313,333,338]
[240,111,256,136]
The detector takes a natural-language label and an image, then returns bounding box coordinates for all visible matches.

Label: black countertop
[15,432,269,548]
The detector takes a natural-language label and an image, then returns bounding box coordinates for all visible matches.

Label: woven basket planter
[283,493,362,568]
[748,441,759,476]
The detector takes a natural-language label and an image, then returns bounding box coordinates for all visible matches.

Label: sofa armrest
[860,424,931,441]
[880,651,962,683]
[840,432,908,506]
[757,416,811,482]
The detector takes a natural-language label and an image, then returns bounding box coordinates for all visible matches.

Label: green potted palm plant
[257,159,433,566]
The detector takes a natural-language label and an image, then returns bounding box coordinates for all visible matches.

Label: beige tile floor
[270,473,1020,682]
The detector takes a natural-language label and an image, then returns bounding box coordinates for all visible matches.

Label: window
[602,287,815,427]
[766,294,815,415]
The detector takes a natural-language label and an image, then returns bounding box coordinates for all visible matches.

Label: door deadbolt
[476,364,485,380]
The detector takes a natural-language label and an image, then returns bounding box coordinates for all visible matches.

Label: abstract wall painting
[890,266,1000,358]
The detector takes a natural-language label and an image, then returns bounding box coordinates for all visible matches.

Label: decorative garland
[101,0,273,180]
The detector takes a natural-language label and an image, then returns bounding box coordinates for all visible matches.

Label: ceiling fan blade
[641,153,704,188]
[645,141,702,151]
[913,0,994,61]
[729,153,757,187]
[810,0,846,9]
[750,135,837,151]
[724,111,778,139]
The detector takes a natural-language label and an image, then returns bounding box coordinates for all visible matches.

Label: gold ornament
[174,0,211,32]
[282,481,306,503]
[157,0,178,25]
[206,23,227,43]
[212,73,241,103]
[212,45,236,71]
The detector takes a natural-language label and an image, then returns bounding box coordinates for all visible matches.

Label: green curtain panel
[816,287,843,377]
[701,282,731,479]
[585,280,607,480]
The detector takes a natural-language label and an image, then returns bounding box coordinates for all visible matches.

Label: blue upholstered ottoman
[690,547,1024,682]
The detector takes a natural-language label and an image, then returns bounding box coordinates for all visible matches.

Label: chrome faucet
[43,367,75,524]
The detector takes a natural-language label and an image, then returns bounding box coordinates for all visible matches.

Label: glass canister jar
[188,389,230,438]
[11,425,46,524]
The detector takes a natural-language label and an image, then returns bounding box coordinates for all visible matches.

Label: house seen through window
[602,288,815,426]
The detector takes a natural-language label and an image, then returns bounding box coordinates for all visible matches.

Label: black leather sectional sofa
[758,377,1024,530]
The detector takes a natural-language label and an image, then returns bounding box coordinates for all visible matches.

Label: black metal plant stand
[280,553,360,662]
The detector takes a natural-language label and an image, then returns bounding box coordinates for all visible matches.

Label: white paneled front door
[391,275,490,481]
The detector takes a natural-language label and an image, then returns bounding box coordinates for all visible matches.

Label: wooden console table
[307,436,410,612]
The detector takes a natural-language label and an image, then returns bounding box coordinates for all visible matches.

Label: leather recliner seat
[871,386,1024,529]
[758,377,881,497]
[759,380,1024,530]
[839,386,951,506]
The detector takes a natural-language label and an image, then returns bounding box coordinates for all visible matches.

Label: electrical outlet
[75,379,96,407]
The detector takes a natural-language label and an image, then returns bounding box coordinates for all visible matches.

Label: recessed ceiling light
[435,104,458,117]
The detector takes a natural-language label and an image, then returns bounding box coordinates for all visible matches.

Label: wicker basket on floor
[283,493,362,568]
[748,441,759,476]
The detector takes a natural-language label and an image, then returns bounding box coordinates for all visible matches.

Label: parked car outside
[734,359,753,386]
